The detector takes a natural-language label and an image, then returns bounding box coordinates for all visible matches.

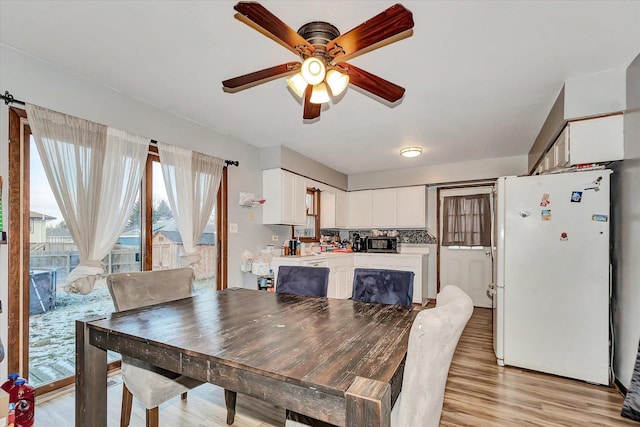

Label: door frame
[7,108,229,394]
[436,182,495,297]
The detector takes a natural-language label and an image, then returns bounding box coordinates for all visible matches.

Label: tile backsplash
[321,229,437,244]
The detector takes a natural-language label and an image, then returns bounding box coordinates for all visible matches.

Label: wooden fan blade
[303,85,321,120]
[234,2,314,56]
[326,4,414,62]
[222,62,301,93]
[339,62,405,103]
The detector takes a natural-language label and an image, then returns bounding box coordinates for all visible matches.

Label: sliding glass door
[7,108,227,393]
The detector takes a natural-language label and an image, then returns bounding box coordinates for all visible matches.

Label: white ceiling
[1,1,640,175]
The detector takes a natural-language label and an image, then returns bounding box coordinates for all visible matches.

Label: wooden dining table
[75,288,417,426]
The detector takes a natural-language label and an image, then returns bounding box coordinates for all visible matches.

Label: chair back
[352,268,414,306]
[107,267,195,312]
[395,285,473,427]
[276,265,330,297]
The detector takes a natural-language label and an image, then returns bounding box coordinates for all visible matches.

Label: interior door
[439,187,493,308]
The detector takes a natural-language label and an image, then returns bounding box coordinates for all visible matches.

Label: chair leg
[225,388,237,425]
[121,383,133,427]
[181,391,188,400]
[146,407,159,427]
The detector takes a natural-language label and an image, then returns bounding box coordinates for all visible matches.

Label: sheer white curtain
[157,142,224,267]
[26,104,149,294]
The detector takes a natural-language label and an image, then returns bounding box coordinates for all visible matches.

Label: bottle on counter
[296,238,301,256]
[13,378,34,427]
[1,373,19,394]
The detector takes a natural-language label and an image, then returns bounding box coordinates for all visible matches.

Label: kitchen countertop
[273,249,429,260]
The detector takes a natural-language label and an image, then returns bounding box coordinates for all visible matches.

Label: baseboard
[615,377,628,396]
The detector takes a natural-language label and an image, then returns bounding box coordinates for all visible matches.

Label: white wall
[611,52,640,389]
[348,155,527,191]
[260,145,348,190]
[564,68,627,120]
[0,44,293,378]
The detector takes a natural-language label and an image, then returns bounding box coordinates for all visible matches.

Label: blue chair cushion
[276,265,330,297]
[352,268,414,306]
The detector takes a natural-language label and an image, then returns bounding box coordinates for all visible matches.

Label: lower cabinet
[349,254,427,305]
[270,253,428,303]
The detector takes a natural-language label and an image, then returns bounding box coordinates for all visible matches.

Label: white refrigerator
[491,169,611,385]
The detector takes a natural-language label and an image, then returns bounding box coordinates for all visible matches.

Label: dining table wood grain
[75,288,417,427]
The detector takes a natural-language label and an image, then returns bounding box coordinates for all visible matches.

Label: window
[441,194,491,246]
[293,187,320,242]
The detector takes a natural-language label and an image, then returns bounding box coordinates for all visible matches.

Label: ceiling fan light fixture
[310,82,330,104]
[301,57,326,85]
[286,72,308,98]
[400,147,422,158]
[326,70,349,96]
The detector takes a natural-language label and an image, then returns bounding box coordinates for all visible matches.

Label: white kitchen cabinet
[347,190,373,229]
[348,253,428,305]
[270,255,346,299]
[396,186,427,228]
[335,189,347,229]
[327,256,353,299]
[372,188,396,227]
[262,168,306,225]
[553,126,569,168]
[320,187,348,230]
[349,186,427,229]
[537,114,623,174]
[270,252,428,303]
[320,191,336,229]
[566,114,624,165]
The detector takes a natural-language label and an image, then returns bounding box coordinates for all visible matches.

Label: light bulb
[326,70,349,96]
[286,73,307,98]
[310,83,330,104]
[301,57,326,85]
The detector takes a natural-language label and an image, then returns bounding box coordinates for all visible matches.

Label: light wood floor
[35,308,635,426]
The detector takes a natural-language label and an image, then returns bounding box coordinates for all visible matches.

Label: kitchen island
[270,250,429,304]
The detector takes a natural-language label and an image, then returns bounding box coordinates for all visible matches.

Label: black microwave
[364,236,398,253]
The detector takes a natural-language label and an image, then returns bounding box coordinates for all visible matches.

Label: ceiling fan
[222,2,414,120]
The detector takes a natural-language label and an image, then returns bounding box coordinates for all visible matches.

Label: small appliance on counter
[364,236,398,253]
[352,233,363,252]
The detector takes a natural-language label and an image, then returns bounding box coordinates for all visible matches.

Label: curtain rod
[2,90,26,106]
[2,90,239,167]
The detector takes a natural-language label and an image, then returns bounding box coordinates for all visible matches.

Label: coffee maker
[352,232,363,252]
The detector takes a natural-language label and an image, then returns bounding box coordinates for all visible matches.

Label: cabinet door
[568,114,624,165]
[281,171,296,224]
[396,186,426,228]
[292,173,307,225]
[554,127,569,168]
[263,168,284,224]
[372,188,396,227]
[347,190,373,228]
[320,191,336,229]
[262,169,306,225]
[335,189,347,228]
[336,266,350,299]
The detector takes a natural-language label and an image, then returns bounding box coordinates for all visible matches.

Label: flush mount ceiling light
[222,2,415,120]
[400,147,422,158]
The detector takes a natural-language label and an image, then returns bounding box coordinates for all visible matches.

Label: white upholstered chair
[286,285,473,427]
[106,267,204,427]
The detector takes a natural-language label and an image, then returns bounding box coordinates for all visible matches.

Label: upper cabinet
[347,186,427,229]
[537,114,624,174]
[335,189,347,229]
[372,188,396,227]
[321,188,348,229]
[347,190,373,229]
[396,186,427,228]
[262,169,306,225]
